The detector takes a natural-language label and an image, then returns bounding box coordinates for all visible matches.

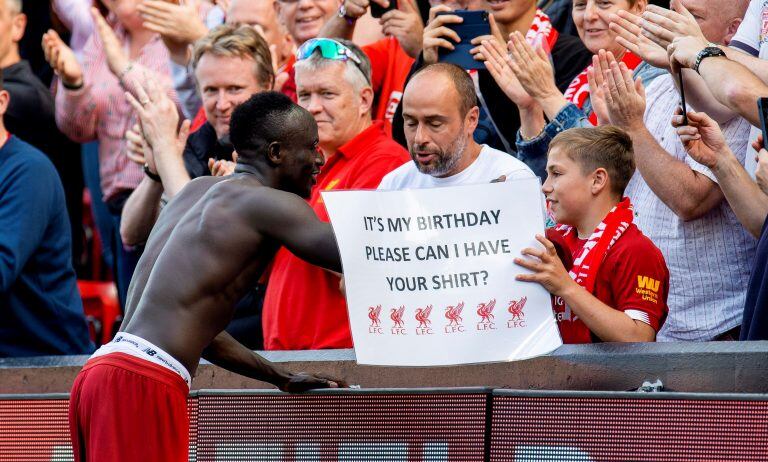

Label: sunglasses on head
[296,38,370,84]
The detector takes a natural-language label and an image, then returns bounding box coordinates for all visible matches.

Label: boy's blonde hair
[550,126,636,197]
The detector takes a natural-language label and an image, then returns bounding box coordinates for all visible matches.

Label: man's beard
[409,130,468,178]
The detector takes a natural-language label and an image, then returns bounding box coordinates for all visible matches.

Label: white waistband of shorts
[91,332,192,389]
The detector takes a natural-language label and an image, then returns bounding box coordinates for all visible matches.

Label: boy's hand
[515,235,578,297]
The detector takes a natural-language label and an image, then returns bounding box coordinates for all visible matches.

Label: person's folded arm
[675,109,768,237]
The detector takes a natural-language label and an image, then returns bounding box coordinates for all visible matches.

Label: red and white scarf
[526,9,559,53]
[553,198,634,293]
[563,51,642,125]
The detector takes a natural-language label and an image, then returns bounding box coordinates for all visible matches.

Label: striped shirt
[55,26,179,203]
[625,74,756,341]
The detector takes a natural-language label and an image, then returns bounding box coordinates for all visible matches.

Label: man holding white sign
[378,63,535,190]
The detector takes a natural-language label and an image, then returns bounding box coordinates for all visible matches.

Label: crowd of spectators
[2,0,768,358]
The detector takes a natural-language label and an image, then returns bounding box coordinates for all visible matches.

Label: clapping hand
[208,157,237,176]
[481,39,535,109]
[138,0,208,45]
[640,0,707,50]
[125,123,158,175]
[586,53,610,125]
[125,75,189,161]
[91,7,131,78]
[609,10,669,70]
[602,53,646,131]
[506,31,559,101]
[469,14,505,62]
[42,30,83,87]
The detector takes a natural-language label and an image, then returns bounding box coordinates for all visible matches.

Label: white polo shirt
[378,144,535,190]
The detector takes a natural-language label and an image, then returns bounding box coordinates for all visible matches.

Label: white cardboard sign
[321,179,562,366]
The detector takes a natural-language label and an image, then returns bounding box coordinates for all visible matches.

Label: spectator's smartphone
[370,0,397,18]
[759,97,768,147]
[436,10,490,71]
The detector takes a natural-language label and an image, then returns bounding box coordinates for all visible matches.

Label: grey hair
[294,39,371,93]
[6,0,21,13]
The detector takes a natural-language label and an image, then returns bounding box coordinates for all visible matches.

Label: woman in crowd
[481,0,665,178]
[42,0,180,309]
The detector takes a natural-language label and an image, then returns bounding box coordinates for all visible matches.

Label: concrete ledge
[1,342,767,394]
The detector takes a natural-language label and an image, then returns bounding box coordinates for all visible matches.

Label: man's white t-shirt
[730,0,768,176]
[378,144,536,190]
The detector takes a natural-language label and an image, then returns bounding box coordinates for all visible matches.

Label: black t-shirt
[182,122,234,179]
[740,214,768,340]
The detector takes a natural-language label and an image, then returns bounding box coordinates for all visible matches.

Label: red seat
[78,281,120,346]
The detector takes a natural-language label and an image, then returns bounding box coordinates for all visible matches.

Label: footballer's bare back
[119,173,339,375]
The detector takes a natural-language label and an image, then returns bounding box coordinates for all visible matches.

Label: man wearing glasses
[262,38,410,351]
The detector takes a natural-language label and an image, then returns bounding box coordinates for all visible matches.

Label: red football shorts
[68,352,189,462]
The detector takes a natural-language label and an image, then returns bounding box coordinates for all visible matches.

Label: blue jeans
[81,142,114,270]
[106,192,142,311]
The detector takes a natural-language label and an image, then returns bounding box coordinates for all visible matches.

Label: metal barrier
[3,389,768,461]
[4,341,768,394]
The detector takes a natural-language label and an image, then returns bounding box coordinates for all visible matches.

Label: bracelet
[62,79,84,91]
[118,61,134,83]
[143,163,162,183]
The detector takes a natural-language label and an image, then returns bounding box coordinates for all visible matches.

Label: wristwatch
[337,2,356,25]
[144,163,162,183]
[693,46,726,74]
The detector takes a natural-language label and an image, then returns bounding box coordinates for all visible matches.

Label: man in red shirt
[515,126,669,343]
[263,39,409,350]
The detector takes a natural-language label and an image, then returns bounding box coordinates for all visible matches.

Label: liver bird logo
[477,299,496,323]
[507,296,527,320]
[368,305,382,327]
[445,302,464,326]
[390,306,406,328]
[415,305,433,328]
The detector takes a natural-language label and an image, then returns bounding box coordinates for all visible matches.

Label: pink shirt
[55,26,179,203]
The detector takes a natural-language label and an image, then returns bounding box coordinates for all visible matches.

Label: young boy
[515,126,669,343]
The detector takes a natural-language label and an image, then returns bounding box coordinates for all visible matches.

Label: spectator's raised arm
[137,0,209,65]
[125,76,192,197]
[43,29,99,142]
[640,1,759,125]
[674,110,768,237]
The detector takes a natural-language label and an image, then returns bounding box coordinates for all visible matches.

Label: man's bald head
[409,63,478,118]
[401,63,480,178]
[682,0,749,45]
